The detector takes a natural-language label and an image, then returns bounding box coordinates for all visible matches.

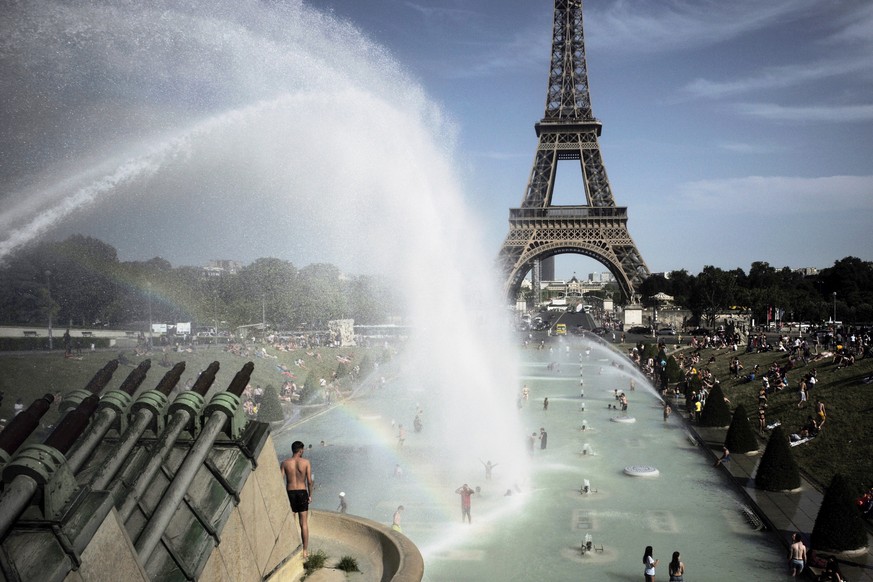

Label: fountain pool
[277,336,786,580]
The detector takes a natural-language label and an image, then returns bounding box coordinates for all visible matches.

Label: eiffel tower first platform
[499,0,649,302]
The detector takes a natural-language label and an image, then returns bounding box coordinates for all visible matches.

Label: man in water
[788,532,806,576]
[281,440,313,558]
[397,424,406,447]
[481,459,497,480]
[455,484,474,523]
[539,427,548,449]
[392,505,404,532]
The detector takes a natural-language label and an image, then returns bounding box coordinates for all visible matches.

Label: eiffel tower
[499,0,649,302]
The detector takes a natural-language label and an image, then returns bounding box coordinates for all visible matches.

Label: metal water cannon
[58,360,118,413]
[0,395,100,539]
[169,361,219,438]
[88,362,185,492]
[65,360,151,473]
[115,361,219,522]
[0,394,54,470]
[134,362,253,562]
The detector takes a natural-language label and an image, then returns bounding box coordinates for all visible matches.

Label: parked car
[591,327,608,336]
[689,328,710,336]
[657,327,676,335]
[626,326,651,335]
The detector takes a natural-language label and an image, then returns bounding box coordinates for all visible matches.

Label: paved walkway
[690,422,873,581]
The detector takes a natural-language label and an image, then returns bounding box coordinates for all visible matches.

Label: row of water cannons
[0,358,254,563]
[579,366,592,455]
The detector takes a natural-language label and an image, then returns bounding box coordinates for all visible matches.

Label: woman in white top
[643,545,659,581]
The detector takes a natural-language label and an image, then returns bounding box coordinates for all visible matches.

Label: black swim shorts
[287,489,309,513]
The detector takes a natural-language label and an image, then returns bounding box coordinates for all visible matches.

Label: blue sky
[317,0,873,276]
[1,0,871,279]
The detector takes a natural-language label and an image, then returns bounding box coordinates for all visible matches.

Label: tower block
[499,0,649,301]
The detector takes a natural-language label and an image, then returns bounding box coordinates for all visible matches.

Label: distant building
[588,272,614,283]
[794,267,819,277]
[203,259,243,277]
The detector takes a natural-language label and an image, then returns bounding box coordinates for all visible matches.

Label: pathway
[691,422,873,581]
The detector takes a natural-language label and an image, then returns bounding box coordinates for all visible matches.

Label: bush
[699,384,732,427]
[336,556,360,573]
[724,404,759,454]
[257,385,284,422]
[755,426,801,491]
[811,474,868,552]
[302,550,328,580]
[335,361,349,379]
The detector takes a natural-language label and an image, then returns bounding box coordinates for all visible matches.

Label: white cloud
[586,0,819,54]
[677,175,873,214]
[735,102,873,122]
[683,56,872,100]
[717,142,781,155]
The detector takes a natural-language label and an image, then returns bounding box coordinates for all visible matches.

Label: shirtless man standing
[788,532,806,577]
[281,441,313,557]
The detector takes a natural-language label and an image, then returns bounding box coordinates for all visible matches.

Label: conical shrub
[811,474,868,552]
[301,372,319,402]
[699,384,732,427]
[724,404,759,454]
[665,356,682,383]
[257,385,284,422]
[755,426,801,491]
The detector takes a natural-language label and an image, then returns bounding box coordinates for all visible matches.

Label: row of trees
[639,257,873,326]
[3,235,871,332]
[0,235,399,331]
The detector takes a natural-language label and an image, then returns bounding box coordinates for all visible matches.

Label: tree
[699,384,732,427]
[689,266,737,328]
[257,385,284,422]
[755,426,801,491]
[300,372,320,403]
[811,474,868,552]
[723,404,759,454]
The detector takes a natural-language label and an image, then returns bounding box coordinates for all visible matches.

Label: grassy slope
[0,344,382,427]
[687,345,873,493]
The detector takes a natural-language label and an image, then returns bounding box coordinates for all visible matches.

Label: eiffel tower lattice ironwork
[499,0,649,302]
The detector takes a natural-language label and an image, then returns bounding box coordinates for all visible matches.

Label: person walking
[788,532,806,577]
[337,491,347,514]
[280,441,313,558]
[668,551,685,581]
[643,545,659,581]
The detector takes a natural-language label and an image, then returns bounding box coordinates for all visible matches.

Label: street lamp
[147,281,153,349]
[45,270,53,350]
[832,292,837,327]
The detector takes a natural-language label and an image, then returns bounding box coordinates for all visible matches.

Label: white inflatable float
[610,416,636,423]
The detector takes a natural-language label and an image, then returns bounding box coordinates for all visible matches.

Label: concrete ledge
[306,510,424,582]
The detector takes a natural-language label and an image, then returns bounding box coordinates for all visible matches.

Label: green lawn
[0,343,386,428]
[684,344,873,493]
